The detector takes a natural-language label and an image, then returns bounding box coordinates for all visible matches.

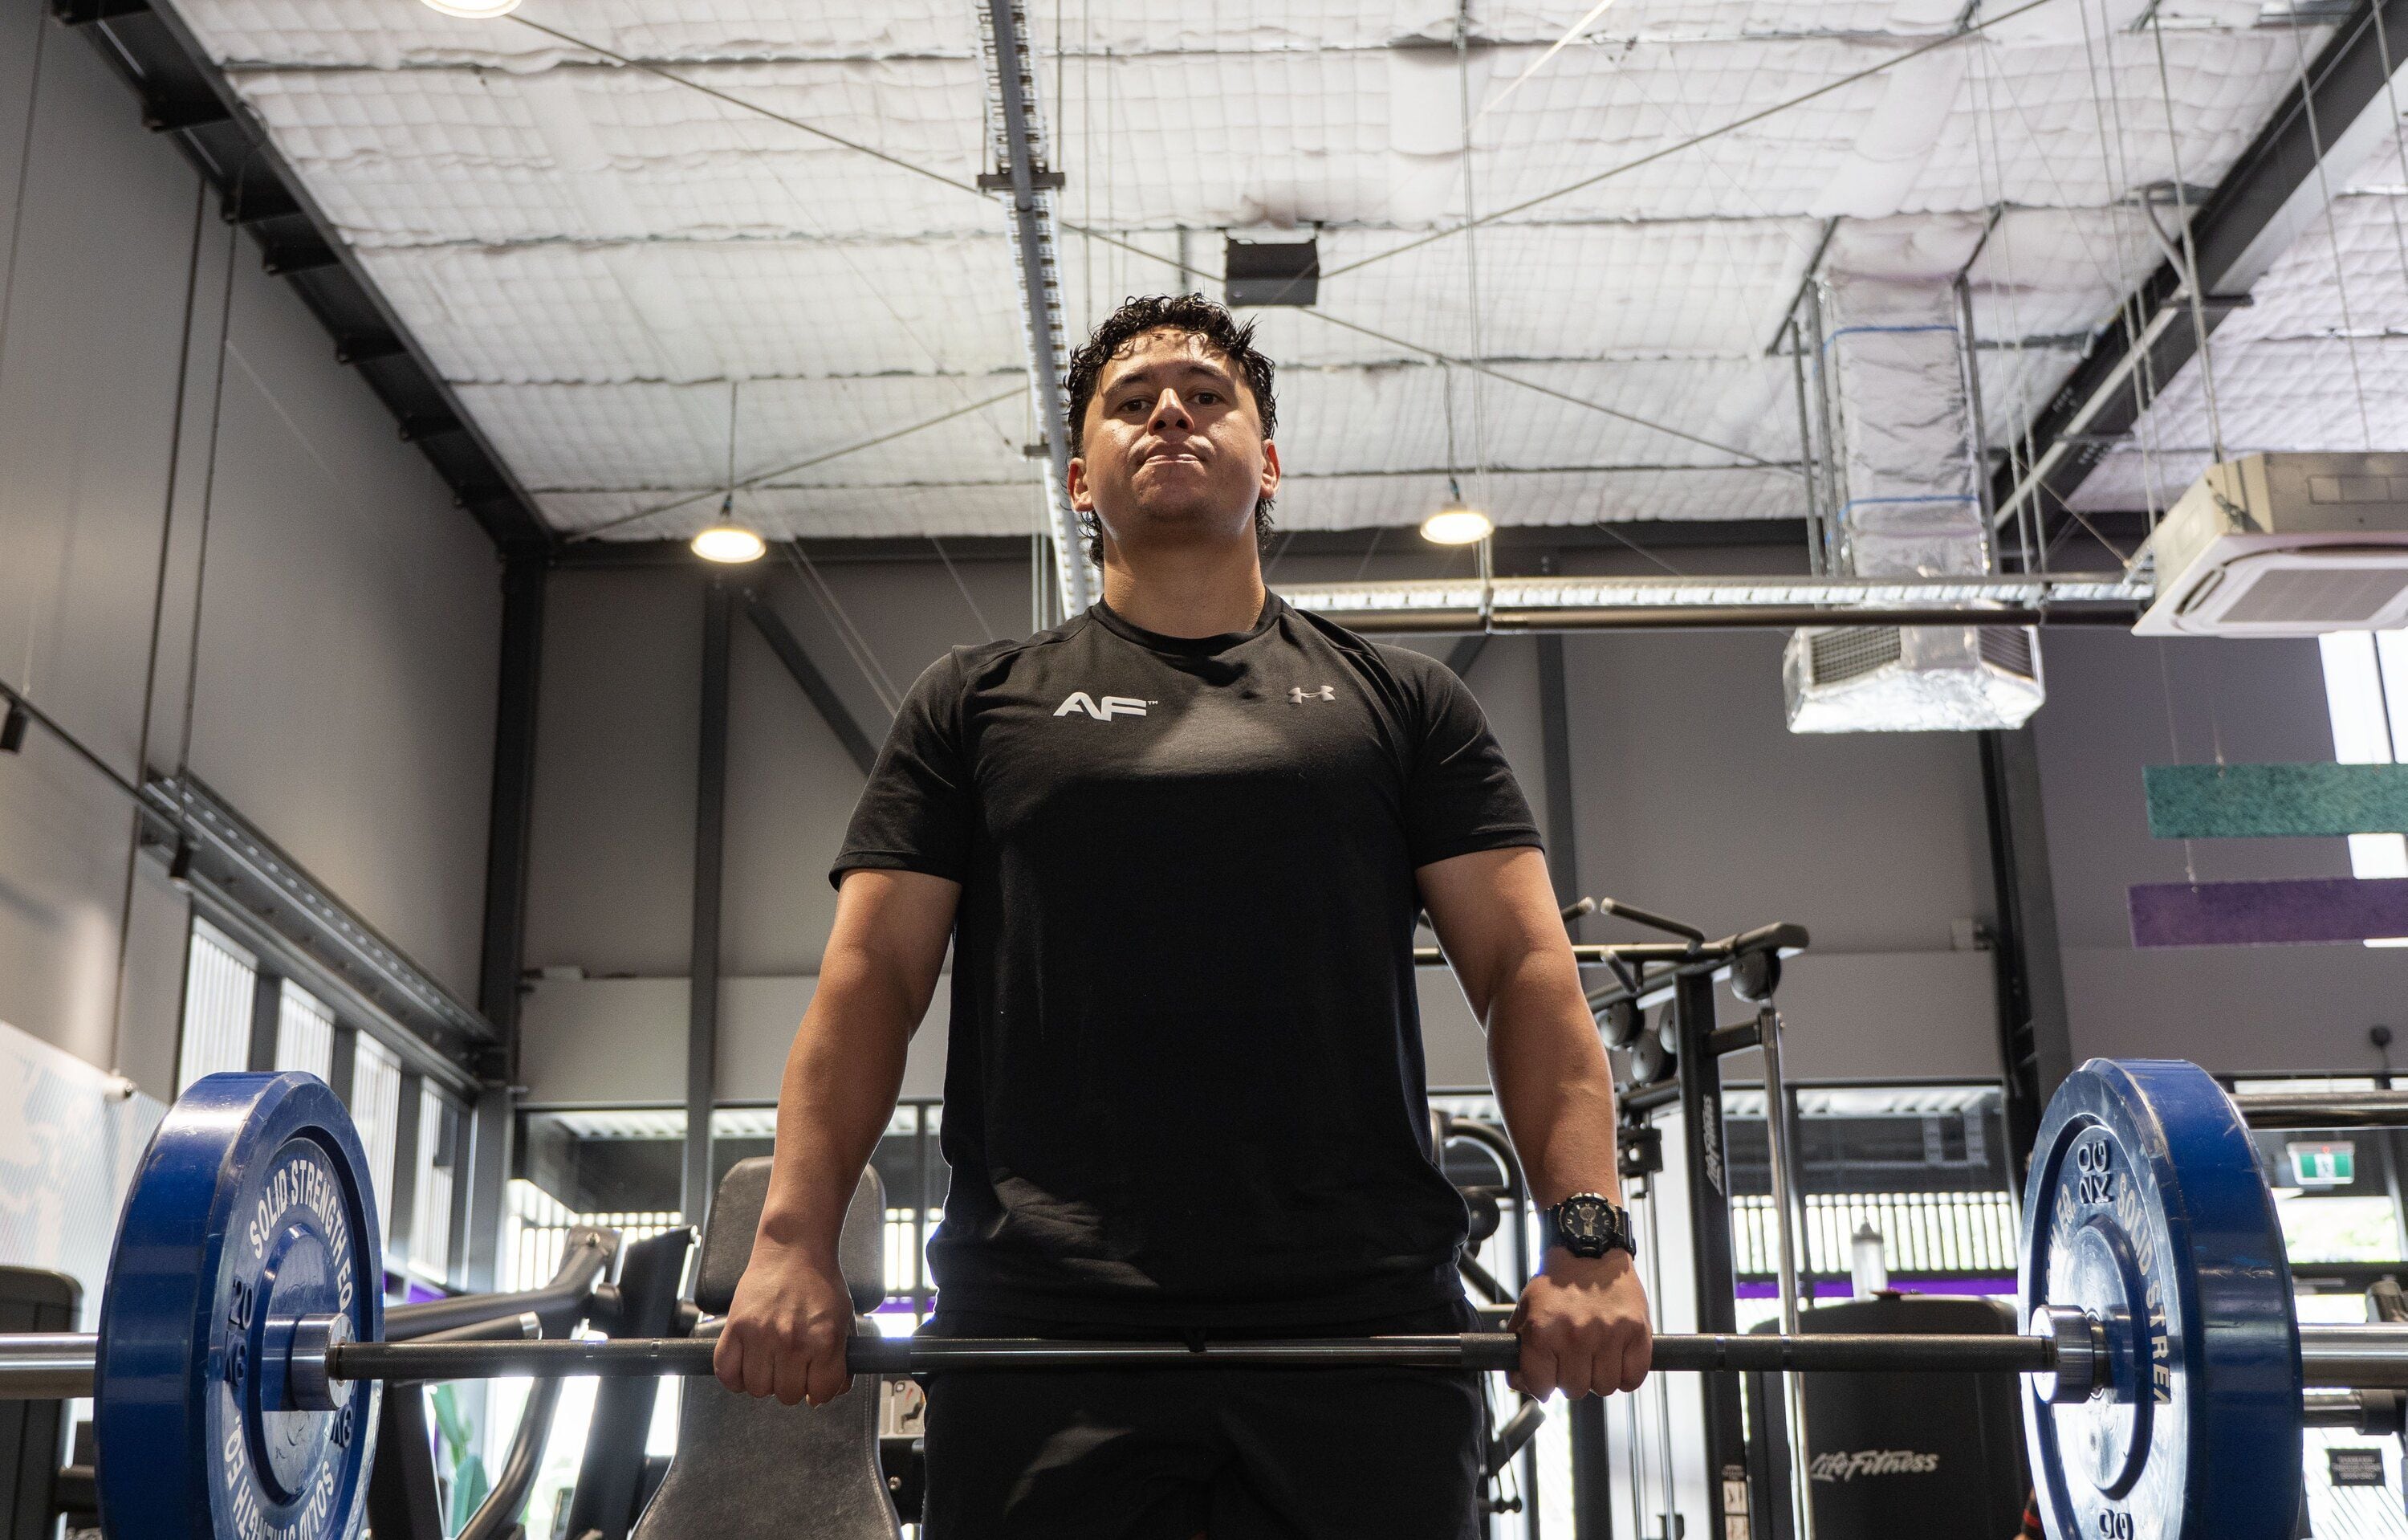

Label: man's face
[1068,328,1279,559]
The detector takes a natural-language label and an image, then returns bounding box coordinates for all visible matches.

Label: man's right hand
[713,1236,857,1408]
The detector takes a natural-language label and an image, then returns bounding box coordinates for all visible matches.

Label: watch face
[1564,1200,1610,1242]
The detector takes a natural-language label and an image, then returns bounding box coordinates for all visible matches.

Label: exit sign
[2289,1141,2357,1188]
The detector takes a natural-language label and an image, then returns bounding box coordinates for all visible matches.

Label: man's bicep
[1415,845,1557,1014]
[826,868,960,1016]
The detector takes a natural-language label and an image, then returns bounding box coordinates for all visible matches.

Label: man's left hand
[1508,1249,1652,1399]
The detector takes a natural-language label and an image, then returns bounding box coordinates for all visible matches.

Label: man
[716,294,1650,1537]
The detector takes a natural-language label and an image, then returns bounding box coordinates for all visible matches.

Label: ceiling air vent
[1784,624,2044,733]
[2135,454,2408,637]
[1808,627,1904,685]
[1223,238,1320,308]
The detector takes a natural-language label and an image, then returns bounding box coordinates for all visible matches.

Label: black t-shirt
[832,594,1542,1328]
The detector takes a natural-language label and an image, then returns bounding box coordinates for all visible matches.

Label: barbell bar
[2231,1089,2408,1129]
[0,1321,2076,1400]
[18,1318,2408,1404]
[0,1058,2373,1540]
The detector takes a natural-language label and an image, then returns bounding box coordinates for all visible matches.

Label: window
[409,1090,459,1284]
[351,1034,403,1245]
[2318,634,2408,945]
[1721,1085,2018,1318]
[2238,1075,2408,1535]
[275,981,336,1082]
[177,920,257,1093]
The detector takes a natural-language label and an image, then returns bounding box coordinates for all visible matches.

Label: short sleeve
[1402,659,1544,869]
[830,651,974,888]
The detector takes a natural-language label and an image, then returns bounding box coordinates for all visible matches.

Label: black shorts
[919,1302,1486,1540]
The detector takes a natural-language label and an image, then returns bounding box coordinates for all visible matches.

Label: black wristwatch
[1541,1193,1635,1261]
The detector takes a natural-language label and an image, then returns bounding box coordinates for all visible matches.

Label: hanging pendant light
[1420,477,1492,546]
[691,524,767,564]
[420,0,523,18]
[693,382,765,563]
[1420,504,1494,546]
[692,491,765,564]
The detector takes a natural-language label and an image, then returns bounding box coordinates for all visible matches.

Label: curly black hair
[1062,293,1278,565]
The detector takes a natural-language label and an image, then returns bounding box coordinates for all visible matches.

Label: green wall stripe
[2144,763,2408,839]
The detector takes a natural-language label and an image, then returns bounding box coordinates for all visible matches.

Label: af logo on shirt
[1054,691,1149,720]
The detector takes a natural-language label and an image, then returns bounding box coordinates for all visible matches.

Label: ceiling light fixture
[420,0,523,18]
[691,395,766,564]
[691,524,767,564]
[1421,505,1493,546]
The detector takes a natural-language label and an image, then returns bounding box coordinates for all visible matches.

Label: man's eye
[1194,391,1221,404]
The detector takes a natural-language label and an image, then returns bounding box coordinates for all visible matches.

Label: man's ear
[1259,440,1281,501]
[1067,454,1093,514]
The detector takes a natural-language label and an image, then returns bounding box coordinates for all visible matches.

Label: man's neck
[1097,540,1267,639]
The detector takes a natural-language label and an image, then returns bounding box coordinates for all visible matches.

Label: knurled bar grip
[323,1330,2060,1383]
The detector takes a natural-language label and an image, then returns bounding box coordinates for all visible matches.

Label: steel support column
[978,0,1092,616]
[1675,970,1751,1537]
[1537,635,1580,911]
[1535,631,1613,1533]
[1979,728,2074,1181]
[685,581,734,1228]
[466,551,545,1293]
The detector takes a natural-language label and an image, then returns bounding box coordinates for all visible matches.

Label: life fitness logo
[1055,692,1149,720]
[1808,1449,1941,1483]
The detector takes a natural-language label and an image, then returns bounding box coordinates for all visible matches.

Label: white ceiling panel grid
[538,480,1041,540]
[232,61,992,244]
[454,372,1030,490]
[182,0,978,69]
[357,236,1027,383]
[164,0,2348,543]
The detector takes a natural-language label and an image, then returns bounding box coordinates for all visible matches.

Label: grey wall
[519,556,1025,1105]
[2035,629,2407,1074]
[0,16,502,1097]
[519,553,2008,1104]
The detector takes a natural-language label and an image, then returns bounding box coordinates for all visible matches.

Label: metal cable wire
[1316,0,2064,286]
[2277,5,2373,452]
[2159,12,2236,462]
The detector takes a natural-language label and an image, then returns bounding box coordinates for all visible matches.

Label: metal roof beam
[742,590,883,778]
[1996,0,2408,527]
[56,0,555,557]
[978,0,1092,617]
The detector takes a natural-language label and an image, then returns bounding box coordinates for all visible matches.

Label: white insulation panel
[163,0,2341,539]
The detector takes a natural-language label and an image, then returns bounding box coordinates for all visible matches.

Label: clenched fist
[1508,1249,1652,1400]
[713,1236,858,1408]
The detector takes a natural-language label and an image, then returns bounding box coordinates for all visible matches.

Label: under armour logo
[1055,691,1149,720]
[1289,685,1336,704]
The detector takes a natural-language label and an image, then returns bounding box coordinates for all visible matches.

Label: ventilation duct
[1784,271,2044,733]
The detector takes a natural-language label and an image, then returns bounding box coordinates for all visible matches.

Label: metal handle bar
[17,1323,2408,1401]
[323,1330,2056,1383]
[2232,1091,2408,1129]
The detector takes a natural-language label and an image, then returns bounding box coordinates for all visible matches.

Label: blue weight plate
[2022,1059,2300,1540]
[96,1072,384,1540]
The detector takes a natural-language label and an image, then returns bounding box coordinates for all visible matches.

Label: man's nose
[1145,389,1193,431]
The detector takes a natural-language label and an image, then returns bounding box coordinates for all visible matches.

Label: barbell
[0,1057,2390,1540]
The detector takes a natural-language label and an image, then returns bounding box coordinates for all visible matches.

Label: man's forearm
[756,947,917,1257]
[1484,951,1624,1210]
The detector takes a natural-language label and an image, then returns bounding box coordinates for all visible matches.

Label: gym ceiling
[155,1,2401,549]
